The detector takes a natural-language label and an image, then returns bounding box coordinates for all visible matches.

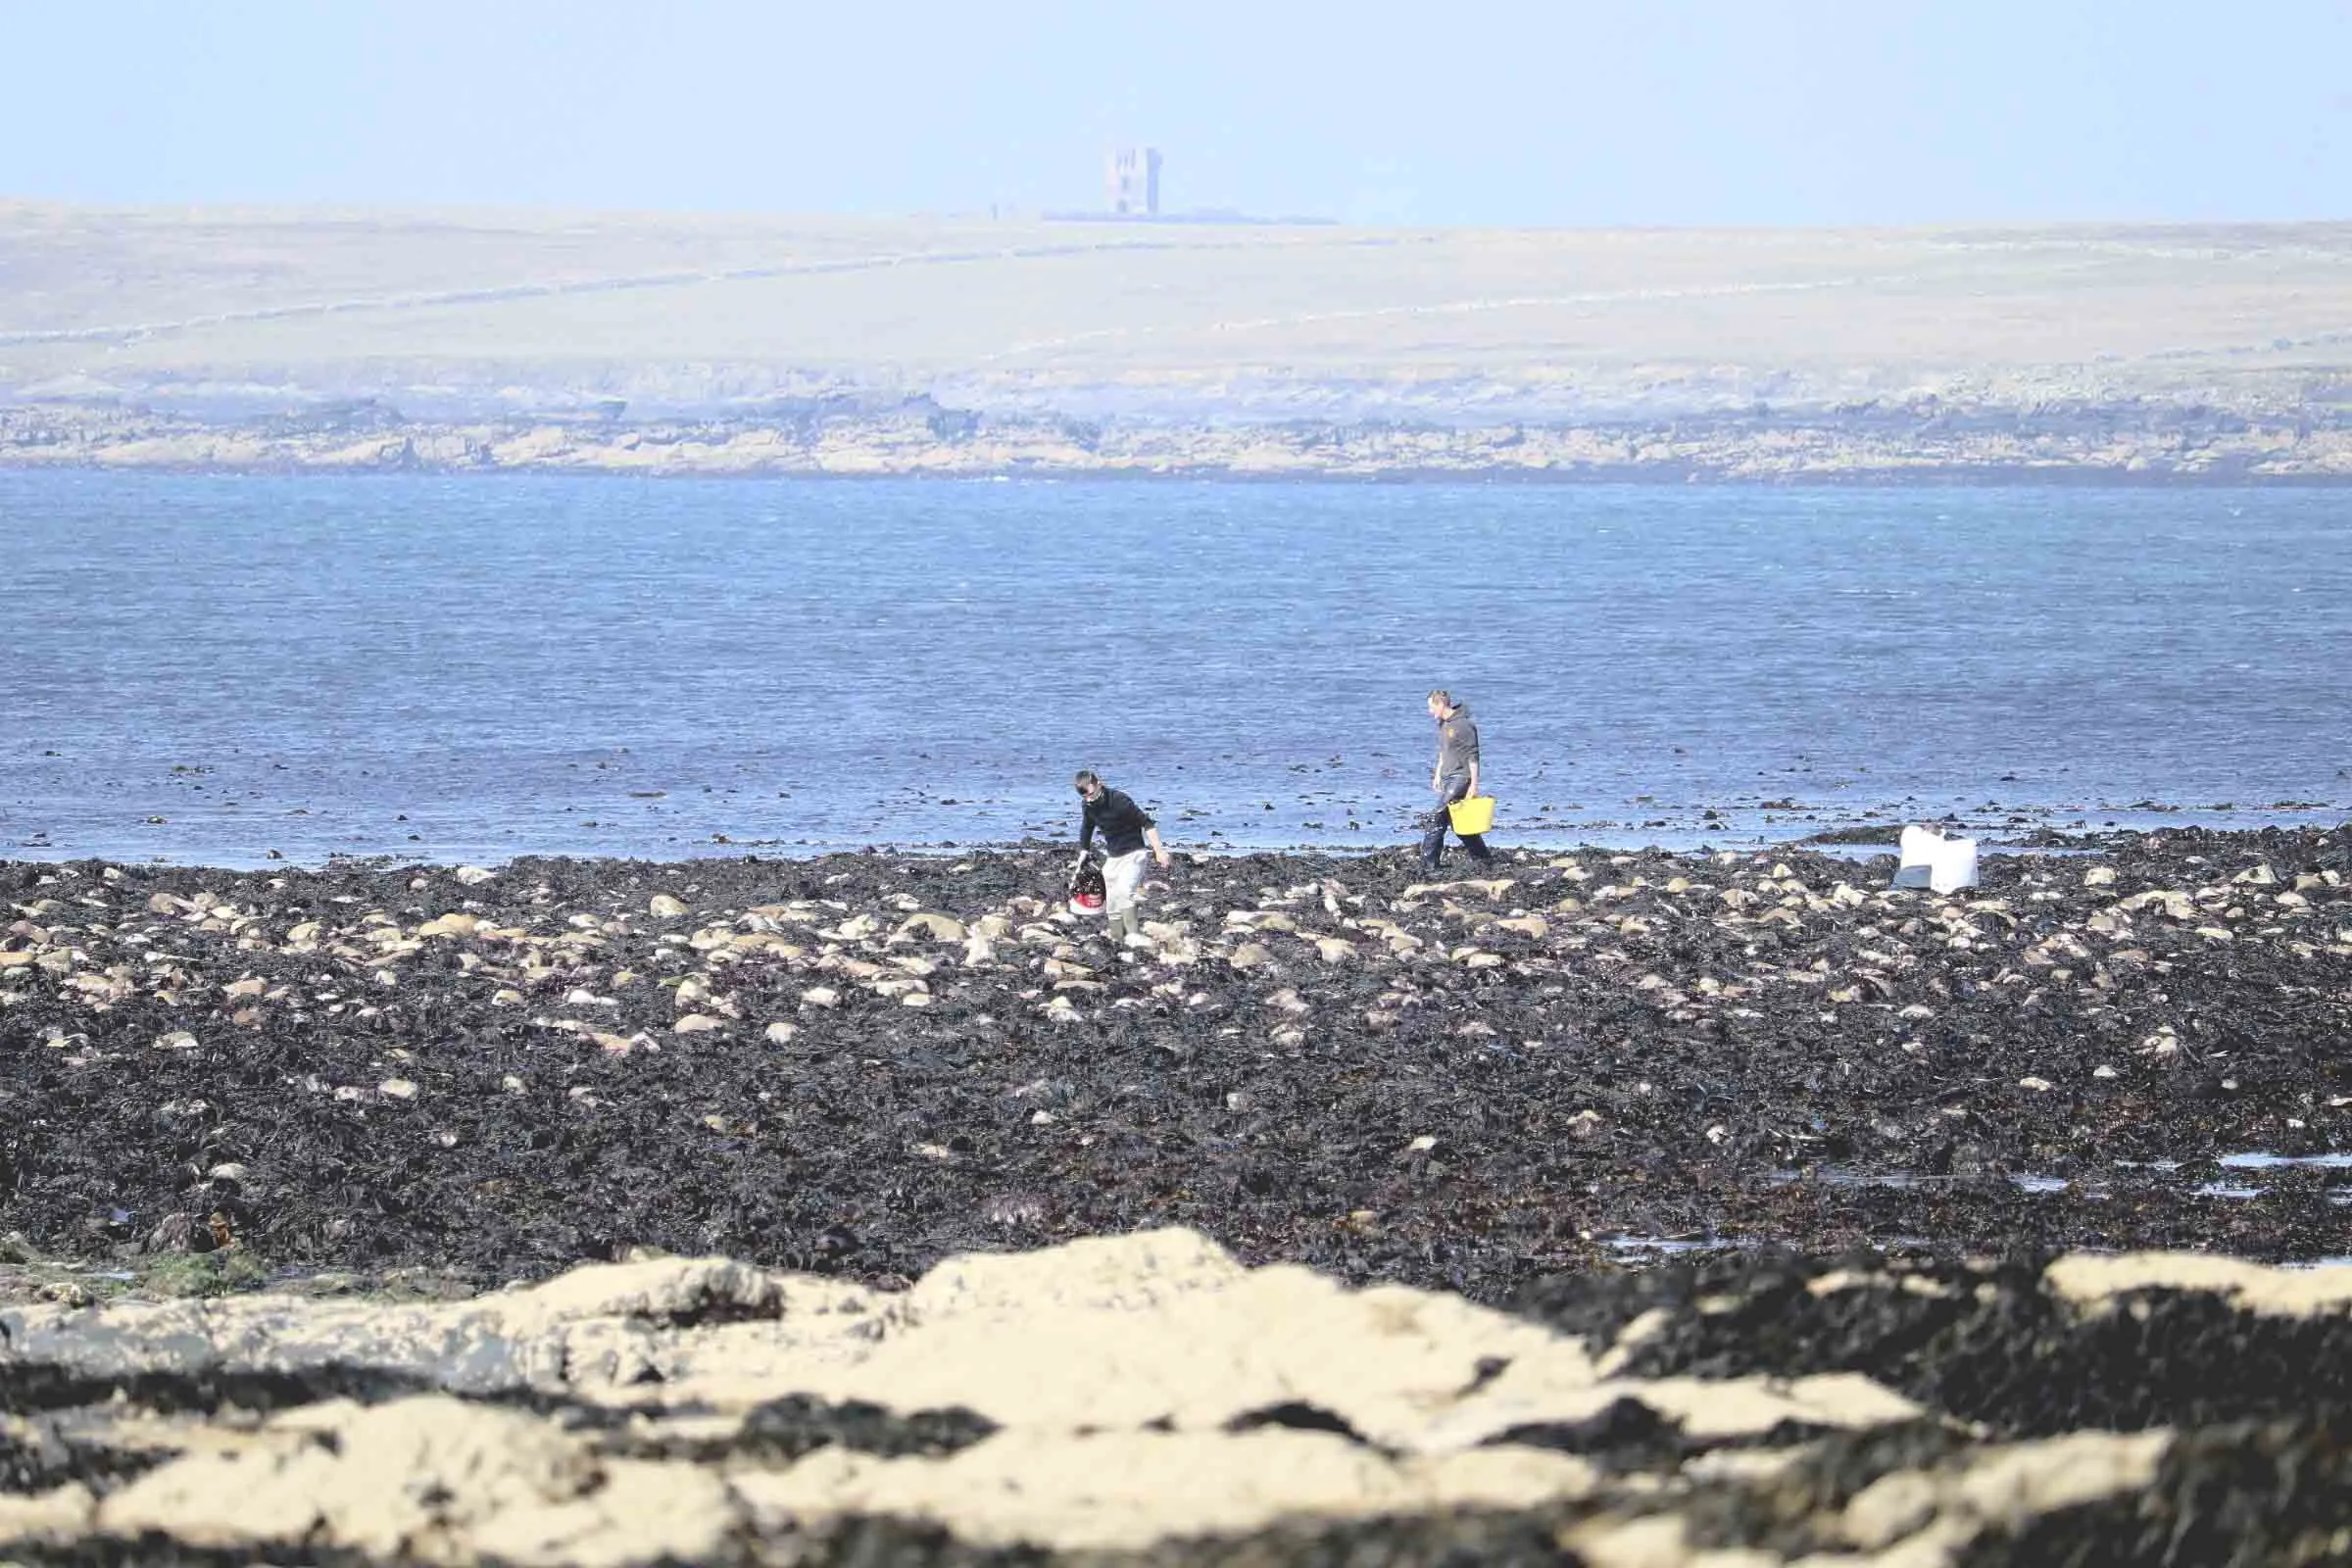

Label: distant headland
[4,203,2349,481]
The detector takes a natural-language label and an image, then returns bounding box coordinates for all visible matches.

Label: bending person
[1075,769,1170,942]
[1418,688,1494,870]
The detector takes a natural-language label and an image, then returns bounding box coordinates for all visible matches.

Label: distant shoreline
[10,404,2352,485]
[12,457,2352,487]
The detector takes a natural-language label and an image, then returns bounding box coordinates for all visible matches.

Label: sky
[2,0,2346,226]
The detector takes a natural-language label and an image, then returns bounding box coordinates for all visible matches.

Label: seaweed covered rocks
[0,827,2347,1294]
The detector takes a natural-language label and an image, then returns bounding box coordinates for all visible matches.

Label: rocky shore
[8,398,2352,481]
[2,829,2347,1291]
[6,831,2351,1562]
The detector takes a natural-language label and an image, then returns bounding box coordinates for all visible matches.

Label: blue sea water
[1,471,2345,866]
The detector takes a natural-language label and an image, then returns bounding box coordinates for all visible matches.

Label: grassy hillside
[6,203,2350,420]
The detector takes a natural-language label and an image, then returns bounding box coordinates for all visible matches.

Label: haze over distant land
[2,1,2347,479]
[4,205,2350,480]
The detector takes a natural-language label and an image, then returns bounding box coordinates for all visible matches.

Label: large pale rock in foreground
[0,1231,2345,1562]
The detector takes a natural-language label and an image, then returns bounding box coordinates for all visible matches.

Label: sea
[2,470,2345,868]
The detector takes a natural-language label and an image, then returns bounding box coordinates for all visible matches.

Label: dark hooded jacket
[1079,786,1156,857]
[1434,705,1481,789]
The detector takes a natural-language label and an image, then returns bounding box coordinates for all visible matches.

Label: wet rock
[895,912,967,943]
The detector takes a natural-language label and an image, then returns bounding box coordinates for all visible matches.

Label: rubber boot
[1417,823,1447,870]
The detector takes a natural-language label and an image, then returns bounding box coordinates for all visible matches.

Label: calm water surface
[2,472,2345,865]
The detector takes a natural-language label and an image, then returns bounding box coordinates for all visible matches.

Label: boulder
[896,912,968,943]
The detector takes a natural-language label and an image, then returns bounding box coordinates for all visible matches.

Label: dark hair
[1073,769,1101,788]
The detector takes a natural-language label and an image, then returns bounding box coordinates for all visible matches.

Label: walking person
[1418,689,1494,870]
[1075,769,1170,942]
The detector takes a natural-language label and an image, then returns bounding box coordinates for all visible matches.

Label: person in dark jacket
[1418,689,1494,870]
[1076,769,1170,941]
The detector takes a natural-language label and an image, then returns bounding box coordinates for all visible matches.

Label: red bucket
[1067,856,1105,915]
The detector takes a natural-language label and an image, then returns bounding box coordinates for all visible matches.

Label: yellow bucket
[1446,795,1495,835]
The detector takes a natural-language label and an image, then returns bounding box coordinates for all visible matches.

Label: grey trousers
[1102,849,1149,937]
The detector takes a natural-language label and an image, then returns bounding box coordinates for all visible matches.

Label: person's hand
[1155,852,1171,869]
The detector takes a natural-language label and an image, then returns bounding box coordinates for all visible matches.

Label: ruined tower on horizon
[1106,146,1161,217]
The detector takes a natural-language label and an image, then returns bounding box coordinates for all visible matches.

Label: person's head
[1073,768,1104,802]
[1426,688,1456,719]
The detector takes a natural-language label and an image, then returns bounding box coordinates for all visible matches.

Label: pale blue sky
[4,0,2346,224]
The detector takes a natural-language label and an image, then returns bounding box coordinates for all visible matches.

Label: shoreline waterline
[7,808,2343,874]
